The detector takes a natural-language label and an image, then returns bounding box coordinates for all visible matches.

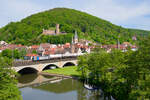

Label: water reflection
[18,74,38,84]
[19,74,104,100]
[42,75,54,79]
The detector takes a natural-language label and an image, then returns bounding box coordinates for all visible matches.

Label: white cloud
[83,0,150,22]
[0,0,46,27]
[82,0,150,30]
[122,16,150,30]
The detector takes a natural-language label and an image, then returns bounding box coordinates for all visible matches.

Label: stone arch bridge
[12,57,78,73]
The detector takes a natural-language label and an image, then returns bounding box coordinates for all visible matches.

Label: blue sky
[0,0,150,30]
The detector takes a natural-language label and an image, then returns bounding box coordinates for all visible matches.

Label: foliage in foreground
[0,56,22,100]
[78,37,150,100]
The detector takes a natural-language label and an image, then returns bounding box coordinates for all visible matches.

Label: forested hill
[0,8,149,45]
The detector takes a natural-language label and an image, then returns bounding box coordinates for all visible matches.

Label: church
[72,31,78,44]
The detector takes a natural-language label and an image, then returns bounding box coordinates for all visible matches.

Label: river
[18,74,104,100]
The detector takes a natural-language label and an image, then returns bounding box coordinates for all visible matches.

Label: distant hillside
[0,8,149,45]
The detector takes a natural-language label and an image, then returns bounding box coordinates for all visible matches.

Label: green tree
[0,56,22,100]
[13,49,21,59]
[20,48,27,59]
[1,49,13,59]
[78,40,150,100]
[32,50,37,54]
[126,37,150,99]
[1,49,24,59]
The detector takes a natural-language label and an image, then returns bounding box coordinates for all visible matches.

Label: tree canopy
[78,37,150,100]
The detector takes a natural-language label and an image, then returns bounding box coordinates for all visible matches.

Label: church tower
[56,24,60,35]
[72,36,74,44]
[74,31,78,44]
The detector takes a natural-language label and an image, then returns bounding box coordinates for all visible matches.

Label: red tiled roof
[40,43,51,48]
[131,45,137,48]
[0,46,7,50]
[65,43,70,46]
[120,45,126,50]
[44,51,55,55]
[123,42,130,45]
[31,45,39,49]
[26,54,39,57]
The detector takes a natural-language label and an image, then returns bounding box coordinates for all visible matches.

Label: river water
[18,74,104,100]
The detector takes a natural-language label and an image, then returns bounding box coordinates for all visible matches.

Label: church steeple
[74,31,78,44]
[72,36,74,44]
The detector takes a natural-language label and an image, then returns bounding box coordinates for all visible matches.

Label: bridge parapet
[13,57,77,67]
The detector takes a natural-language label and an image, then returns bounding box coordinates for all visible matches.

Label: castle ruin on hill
[42,24,66,35]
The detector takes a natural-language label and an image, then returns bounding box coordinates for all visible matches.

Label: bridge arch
[63,62,76,67]
[13,59,78,73]
[42,64,59,71]
[18,67,38,75]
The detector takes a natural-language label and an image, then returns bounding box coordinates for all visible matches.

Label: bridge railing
[13,56,77,67]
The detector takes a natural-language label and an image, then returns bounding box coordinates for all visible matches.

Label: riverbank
[18,66,80,88]
[43,66,81,78]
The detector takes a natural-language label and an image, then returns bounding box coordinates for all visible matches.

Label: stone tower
[56,24,60,35]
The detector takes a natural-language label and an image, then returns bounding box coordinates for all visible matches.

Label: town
[0,29,137,61]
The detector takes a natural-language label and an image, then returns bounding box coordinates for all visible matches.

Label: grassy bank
[44,66,80,77]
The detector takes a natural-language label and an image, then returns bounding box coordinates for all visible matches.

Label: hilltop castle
[42,24,66,35]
